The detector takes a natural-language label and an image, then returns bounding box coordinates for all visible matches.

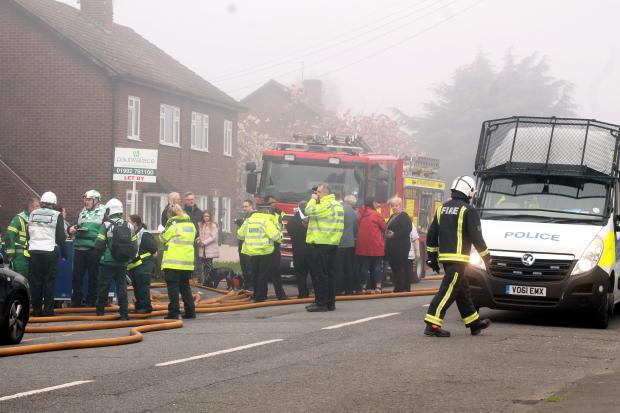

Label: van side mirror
[246,171,258,195]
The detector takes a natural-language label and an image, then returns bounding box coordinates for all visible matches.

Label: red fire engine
[245,133,402,274]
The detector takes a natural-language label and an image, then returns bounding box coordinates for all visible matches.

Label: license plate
[290,261,295,268]
[505,285,546,297]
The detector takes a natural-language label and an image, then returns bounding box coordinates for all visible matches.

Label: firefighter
[237,203,282,302]
[128,214,158,314]
[6,197,39,277]
[160,204,197,319]
[28,192,67,316]
[94,198,137,320]
[424,176,492,337]
[304,183,344,312]
[68,189,106,307]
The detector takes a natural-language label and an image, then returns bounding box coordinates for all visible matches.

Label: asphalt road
[1,281,620,412]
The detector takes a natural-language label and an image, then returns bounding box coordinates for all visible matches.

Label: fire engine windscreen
[259,158,363,203]
[479,175,608,222]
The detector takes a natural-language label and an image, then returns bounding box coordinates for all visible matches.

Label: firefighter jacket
[6,211,30,257]
[237,212,281,256]
[74,204,106,249]
[128,224,158,271]
[304,194,344,246]
[160,214,196,271]
[426,194,490,263]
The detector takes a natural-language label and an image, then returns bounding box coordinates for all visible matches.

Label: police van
[467,116,620,328]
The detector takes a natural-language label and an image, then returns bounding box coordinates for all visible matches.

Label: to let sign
[113,148,158,183]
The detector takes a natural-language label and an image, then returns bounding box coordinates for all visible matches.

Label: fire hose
[0,285,439,357]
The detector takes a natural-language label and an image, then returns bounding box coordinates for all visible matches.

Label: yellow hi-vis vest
[304,194,344,246]
[237,212,281,256]
[160,214,196,271]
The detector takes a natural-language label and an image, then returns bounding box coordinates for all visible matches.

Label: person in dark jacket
[336,194,358,295]
[128,215,158,314]
[424,175,492,337]
[286,200,311,298]
[355,197,386,293]
[385,197,413,292]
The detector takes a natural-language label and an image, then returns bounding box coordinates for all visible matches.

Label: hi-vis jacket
[6,210,30,257]
[426,197,490,263]
[237,212,281,256]
[160,214,196,271]
[304,194,344,246]
[128,224,158,271]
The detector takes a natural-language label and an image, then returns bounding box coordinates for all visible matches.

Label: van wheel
[1,293,28,344]
[593,292,611,329]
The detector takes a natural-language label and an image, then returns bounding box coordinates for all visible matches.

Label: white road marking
[321,313,400,330]
[0,380,94,402]
[155,339,284,367]
[422,304,430,307]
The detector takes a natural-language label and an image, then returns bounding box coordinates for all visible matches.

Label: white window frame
[128,96,141,140]
[223,119,233,157]
[159,104,181,147]
[126,189,139,216]
[191,112,209,152]
[221,197,231,233]
[212,196,219,227]
[198,195,209,212]
[143,193,167,232]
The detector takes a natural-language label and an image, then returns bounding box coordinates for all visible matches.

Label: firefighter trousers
[424,262,479,327]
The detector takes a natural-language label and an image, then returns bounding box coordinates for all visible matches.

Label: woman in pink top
[197,210,219,286]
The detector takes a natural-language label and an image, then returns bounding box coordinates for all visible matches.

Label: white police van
[467,116,620,328]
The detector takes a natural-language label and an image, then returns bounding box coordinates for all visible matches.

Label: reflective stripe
[435,271,459,319]
[436,207,441,225]
[463,312,479,325]
[97,234,106,240]
[424,313,443,326]
[169,239,194,245]
[456,207,466,255]
[127,260,142,270]
[181,226,194,232]
[5,248,15,254]
[7,226,18,234]
[438,253,469,263]
[426,246,439,252]
[161,259,194,266]
[479,249,489,257]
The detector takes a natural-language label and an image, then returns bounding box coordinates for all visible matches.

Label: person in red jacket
[355,196,387,293]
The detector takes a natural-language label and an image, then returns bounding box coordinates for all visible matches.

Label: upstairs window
[223,120,233,156]
[160,104,180,146]
[191,112,209,151]
[127,96,140,140]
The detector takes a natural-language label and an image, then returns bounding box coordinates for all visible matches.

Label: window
[221,197,231,232]
[198,195,209,212]
[128,96,140,140]
[211,196,219,227]
[143,193,166,231]
[160,104,180,146]
[126,190,139,215]
[223,120,233,156]
[191,112,209,151]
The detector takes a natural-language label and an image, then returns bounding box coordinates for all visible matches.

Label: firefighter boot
[424,323,450,337]
[469,318,491,336]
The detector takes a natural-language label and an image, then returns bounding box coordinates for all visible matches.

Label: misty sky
[60,0,620,121]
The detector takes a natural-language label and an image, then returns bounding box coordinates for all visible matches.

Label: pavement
[1,280,620,412]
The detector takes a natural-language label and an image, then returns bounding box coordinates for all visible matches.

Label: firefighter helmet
[450,176,476,199]
[40,191,57,205]
[105,198,123,216]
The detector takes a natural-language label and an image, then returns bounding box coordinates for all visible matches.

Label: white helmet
[84,189,101,200]
[451,176,476,199]
[40,191,57,205]
[105,198,123,216]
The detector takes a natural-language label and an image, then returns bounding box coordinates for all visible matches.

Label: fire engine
[245,133,402,273]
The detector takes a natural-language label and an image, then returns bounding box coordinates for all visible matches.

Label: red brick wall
[0,1,114,228]
[112,81,240,241]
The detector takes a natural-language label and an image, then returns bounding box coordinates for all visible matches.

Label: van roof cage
[275,132,371,155]
[475,116,620,179]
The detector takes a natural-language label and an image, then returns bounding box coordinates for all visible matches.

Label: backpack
[108,219,137,262]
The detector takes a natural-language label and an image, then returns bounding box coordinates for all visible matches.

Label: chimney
[80,0,114,30]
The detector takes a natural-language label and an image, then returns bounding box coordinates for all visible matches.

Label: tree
[394,51,576,182]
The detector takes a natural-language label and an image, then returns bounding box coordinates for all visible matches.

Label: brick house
[0,0,243,242]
